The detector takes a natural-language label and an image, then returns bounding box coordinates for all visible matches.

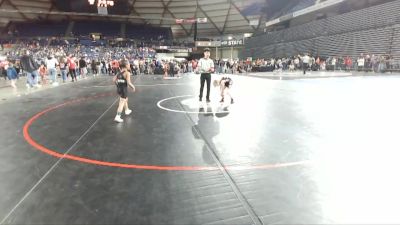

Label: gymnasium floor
[0,73,399,224]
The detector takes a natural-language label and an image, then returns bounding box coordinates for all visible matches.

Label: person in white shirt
[358,56,365,72]
[46,55,59,85]
[188,61,193,73]
[197,48,214,103]
[302,54,310,75]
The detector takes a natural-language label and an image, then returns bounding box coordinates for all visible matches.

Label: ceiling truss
[0,0,265,37]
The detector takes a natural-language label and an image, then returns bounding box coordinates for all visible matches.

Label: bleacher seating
[325,1,399,35]
[11,21,173,42]
[243,0,400,59]
[316,27,391,58]
[15,22,68,37]
[386,26,400,61]
[73,21,121,36]
[125,24,172,40]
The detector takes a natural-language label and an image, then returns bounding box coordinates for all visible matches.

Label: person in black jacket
[20,50,40,88]
[169,60,175,77]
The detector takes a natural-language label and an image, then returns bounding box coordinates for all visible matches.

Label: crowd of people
[250,53,397,74]
[0,42,182,88]
[1,38,399,91]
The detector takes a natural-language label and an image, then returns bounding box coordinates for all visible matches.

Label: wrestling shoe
[114,115,123,123]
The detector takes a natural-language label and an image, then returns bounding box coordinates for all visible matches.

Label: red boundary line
[23,93,311,171]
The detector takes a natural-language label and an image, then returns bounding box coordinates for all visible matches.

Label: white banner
[221,39,243,46]
[195,41,212,47]
[264,0,344,27]
[97,6,108,15]
[265,18,280,27]
[293,0,344,17]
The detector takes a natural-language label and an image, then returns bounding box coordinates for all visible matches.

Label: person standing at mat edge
[113,60,135,123]
[198,48,214,103]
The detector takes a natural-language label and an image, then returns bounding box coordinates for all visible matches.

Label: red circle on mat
[23,93,310,171]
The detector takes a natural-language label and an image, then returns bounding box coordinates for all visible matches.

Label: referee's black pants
[199,73,211,100]
[303,63,309,75]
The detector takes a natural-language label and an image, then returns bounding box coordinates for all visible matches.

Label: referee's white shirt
[198,58,214,73]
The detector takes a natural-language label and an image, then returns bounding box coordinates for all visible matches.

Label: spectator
[20,50,40,88]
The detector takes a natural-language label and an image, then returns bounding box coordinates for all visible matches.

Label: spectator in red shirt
[345,56,352,71]
[68,55,77,82]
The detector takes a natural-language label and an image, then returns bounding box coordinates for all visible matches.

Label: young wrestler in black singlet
[213,77,234,104]
[113,60,136,123]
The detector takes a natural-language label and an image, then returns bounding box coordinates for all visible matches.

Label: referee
[197,48,214,103]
